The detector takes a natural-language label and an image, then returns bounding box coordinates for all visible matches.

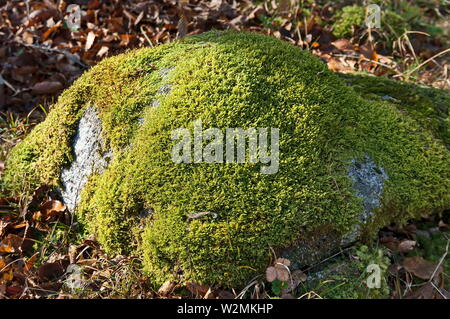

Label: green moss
[332,5,366,38]
[339,73,450,147]
[332,4,421,40]
[300,245,391,299]
[3,31,450,288]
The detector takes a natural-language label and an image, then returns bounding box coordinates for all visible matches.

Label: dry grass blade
[405,48,450,76]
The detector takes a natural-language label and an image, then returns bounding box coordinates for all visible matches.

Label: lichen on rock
[3,31,450,288]
[348,156,388,223]
[60,106,111,211]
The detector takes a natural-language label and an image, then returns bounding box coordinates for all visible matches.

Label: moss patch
[332,4,425,40]
[332,5,366,38]
[339,73,450,147]
[3,31,450,288]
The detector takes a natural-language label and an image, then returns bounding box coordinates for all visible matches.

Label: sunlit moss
[332,5,365,38]
[4,31,450,288]
[339,73,450,146]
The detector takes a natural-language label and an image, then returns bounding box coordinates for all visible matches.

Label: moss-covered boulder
[3,31,449,288]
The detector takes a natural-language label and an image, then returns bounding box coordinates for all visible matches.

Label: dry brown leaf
[97,46,109,57]
[186,282,210,297]
[327,57,355,73]
[41,25,60,41]
[276,258,291,267]
[119,34,136,46]
[266,266,277,282]
[292,269,307,282]
[332,39,354,52]
[217,290,235,299]
[158,280,177,296]
[0,256,6,269]
[380,236,400,251]
[438,220,449,229]
[2,270,13,282]
[22,31,34,44]
[406,281,435,299]
[403,256,443,280]
[0,234,23,253]
[25,253,39,271]
[34,200,66,221]
[38,262,65,281]
[76,258,97,266]
[31,81,63,94]
[398,240,417,253]
[88,0,101,10]
[275,264,290,282]
[282,269,306,294]
[85,31,96,51]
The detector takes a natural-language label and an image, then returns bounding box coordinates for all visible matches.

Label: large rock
[3,31,450,287]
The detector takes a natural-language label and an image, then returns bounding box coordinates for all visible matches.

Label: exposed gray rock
[61,67,177,210]
[60,107,111,211]
[151,67,174,108]
[341,157,388,245]
[348,157,388,223]
[282,156,388,269]
[139,207,154,219]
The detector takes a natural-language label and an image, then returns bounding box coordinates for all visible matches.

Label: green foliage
[4,31,450,288]
[271,279,289,296]
[301,245,391,299]
[332,5,365,38]
[332,2,436,40]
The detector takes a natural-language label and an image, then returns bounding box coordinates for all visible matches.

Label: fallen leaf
[403,256,443,280]
[31,81,64,94]
[25,253,39,271]
[327,57,355,73]
[291,269,307,282]
[22,31,34,44]
[5,285,22,297]
[97,46,109,57]
[332,39,354,51]
[282,269,306,294]
[85,31,96,51]
[275,264,290,282]
[158,280,176,296]
[38,262,65,281]
[380,236,400,251]
[398,240,417,253]
[34,200,66,221]
[406,281,435,299]
[276,258,291,267]
[0,234,23,253]
[217,290,235,299]
[186,282,209,297]
[266,266,277,282]
[438,220,448,229]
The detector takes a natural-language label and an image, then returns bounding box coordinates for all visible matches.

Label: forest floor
[0,0,449,299]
